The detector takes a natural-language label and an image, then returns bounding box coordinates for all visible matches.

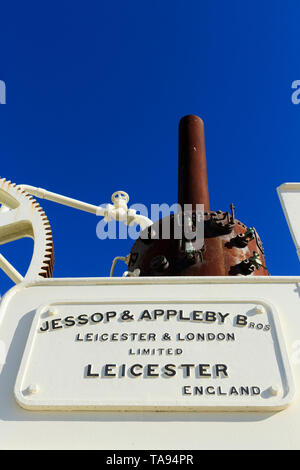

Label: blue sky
[0,0,300,293]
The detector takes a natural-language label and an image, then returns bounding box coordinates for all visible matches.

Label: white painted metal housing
[0,276,300,449]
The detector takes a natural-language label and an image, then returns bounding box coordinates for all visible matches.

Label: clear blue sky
[1,0,300,293]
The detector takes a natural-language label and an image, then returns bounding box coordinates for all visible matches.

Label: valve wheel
[111,191,129,205]
[0,178,54,282]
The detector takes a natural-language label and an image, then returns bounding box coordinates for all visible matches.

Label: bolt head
[150,255,169,271]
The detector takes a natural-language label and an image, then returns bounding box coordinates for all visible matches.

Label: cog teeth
[39,260,53,277]
[0,177,55,280]
[38,271,48,278]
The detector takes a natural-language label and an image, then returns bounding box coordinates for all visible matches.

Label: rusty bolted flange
[129,209,269,277]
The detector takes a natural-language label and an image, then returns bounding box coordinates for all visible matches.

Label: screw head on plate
[253,305,265,315]
[269,386,279,396]
[27,384,39,395]
[47,307,58,316]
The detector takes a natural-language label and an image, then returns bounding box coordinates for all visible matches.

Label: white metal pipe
[0,253,24,284]
[19,184,153,229]
[19,185,105,216]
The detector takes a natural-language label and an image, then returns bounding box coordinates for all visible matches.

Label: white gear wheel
[0,177,54,281]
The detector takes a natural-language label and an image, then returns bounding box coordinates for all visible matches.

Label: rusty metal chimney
[178,115,210,212]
